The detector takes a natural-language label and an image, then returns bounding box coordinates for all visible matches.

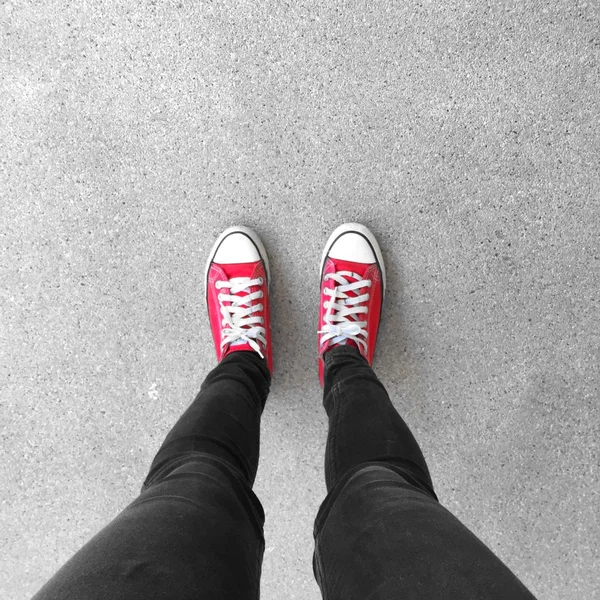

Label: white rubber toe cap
[213,232,260,264]
[328,232,376,263]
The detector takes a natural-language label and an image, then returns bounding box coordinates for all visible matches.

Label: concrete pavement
[2,1,599,598]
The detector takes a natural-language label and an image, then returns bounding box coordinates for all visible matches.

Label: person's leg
[33,350,269,600]
[33,226,274,600]
[313,346,536,599]
[313,223,537,599]
[321,345,436,496]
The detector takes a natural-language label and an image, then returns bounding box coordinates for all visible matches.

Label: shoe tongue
[221,262,256,279]
[226,277,256,310]
[220,264,258,304]
[329,258,371,280]
[328,259,368,340]
[329,259,370,299]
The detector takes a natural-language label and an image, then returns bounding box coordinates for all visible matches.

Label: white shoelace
[318,271,372,354]
[216,277,266,358]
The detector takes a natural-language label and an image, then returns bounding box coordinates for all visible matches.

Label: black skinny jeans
[32,346,537,599]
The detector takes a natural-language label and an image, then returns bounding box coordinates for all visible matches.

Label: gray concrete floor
[2,1,599,598]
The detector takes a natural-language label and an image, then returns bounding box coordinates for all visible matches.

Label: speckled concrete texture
[2,1,599,598]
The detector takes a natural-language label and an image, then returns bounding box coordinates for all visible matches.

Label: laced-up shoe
[205,226,273,374]
[317,223,386,386]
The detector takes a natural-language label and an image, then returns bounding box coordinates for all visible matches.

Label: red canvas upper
[318,257,383,386]
[207,260,273,374]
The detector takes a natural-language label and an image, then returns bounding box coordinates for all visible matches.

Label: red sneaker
[205,226,273,374]
[317,223,386,386]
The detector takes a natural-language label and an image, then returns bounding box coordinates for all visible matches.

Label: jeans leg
[312,346,537,600]
[321,345,436,496]
[33,351,270,600]
[144,349,270,489]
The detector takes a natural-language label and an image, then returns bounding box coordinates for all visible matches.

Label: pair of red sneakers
[205,224,386,387]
